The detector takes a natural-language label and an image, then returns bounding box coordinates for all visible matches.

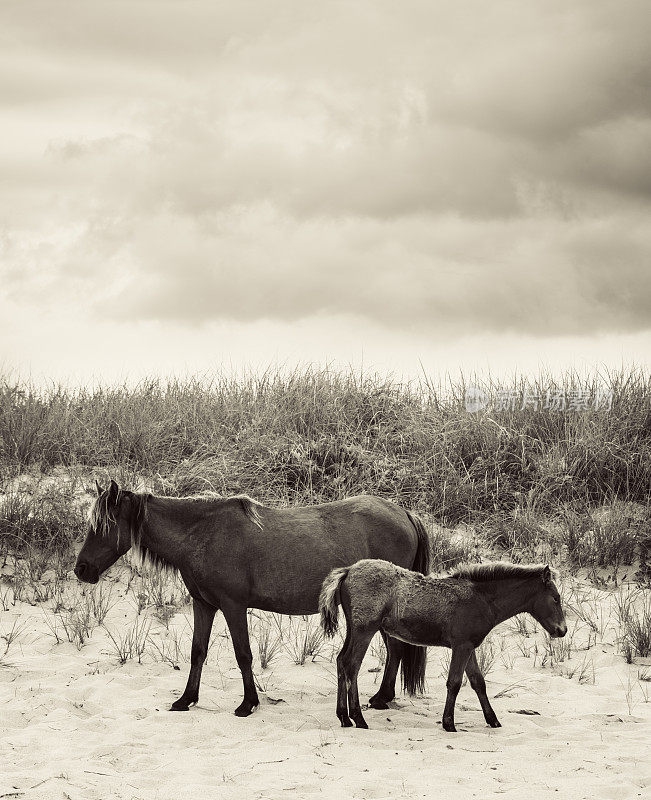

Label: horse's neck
[137,497,187,569]
[480,578,538,626]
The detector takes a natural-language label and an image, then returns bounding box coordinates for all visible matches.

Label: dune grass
[0,368,649,569]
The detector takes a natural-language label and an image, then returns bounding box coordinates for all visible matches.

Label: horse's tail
[405,510,431,576]
[400,510,430,695]
[319,566,349,638]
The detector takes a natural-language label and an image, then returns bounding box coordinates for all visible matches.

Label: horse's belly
[248,578,323,616]
[251,594,318,616]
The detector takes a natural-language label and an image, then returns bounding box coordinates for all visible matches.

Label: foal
[320,559,566,732]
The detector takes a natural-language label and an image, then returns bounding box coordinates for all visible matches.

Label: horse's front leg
[171,597,216,711]
[465,650,501,728]
[221,600,259,717]
[442,643,473,732]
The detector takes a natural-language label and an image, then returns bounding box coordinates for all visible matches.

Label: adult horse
[75,480,430,717]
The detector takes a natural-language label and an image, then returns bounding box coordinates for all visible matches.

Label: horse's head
[529,565,567,638]
[74,480,137,584]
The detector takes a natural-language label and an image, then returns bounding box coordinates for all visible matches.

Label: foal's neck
[479,577,539,627]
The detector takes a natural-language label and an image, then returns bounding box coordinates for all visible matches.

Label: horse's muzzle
[74,561,99,584]
[550,622,567,638]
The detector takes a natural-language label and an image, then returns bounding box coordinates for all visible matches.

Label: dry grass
[615,589,651,662]
[0,368,648,528]
[563,504,645,571]
[104,617,151,664]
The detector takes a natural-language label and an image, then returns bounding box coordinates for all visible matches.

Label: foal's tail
[401,510,430,695]
[319,566,349,638]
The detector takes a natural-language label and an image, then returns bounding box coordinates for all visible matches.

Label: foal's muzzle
[74,561,100,584]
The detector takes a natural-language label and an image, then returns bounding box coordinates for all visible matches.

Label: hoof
[442,719,457,732]
[488,719,502,728]
[234,701,258,717]
[339,716,353,728]
[353,717,369,730]
[368,697,391,710]
[170,699,194,711]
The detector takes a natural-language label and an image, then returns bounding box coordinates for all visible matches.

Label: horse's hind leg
[368,631,402,709]
[345,628,376,729]
[465,650,501,728]
[221,600,259,717]
[171,598,216,711]
[442,643,473,732]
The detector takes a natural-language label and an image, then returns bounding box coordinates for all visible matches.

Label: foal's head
[75,480,142,584]
[529,566,567,638]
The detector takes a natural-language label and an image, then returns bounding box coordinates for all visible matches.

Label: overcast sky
[1,1,650,386]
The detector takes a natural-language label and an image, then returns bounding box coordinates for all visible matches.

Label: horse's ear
[542,565,552,585]
[95,480,104,497]
[108,480,119,502]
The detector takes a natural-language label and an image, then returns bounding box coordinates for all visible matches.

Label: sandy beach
[1,564,649,800]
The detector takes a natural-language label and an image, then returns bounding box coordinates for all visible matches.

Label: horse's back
[266,494,406,523]
[260,495,416,562]
[232,496,419,614]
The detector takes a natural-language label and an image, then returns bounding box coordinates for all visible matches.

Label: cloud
[81,205,647,339]
[1,0,650,342]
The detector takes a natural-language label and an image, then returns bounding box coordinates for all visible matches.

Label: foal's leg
[442,643,473,732]
[171,597,216,711]
[221,600,259,717]
[336,649,352,727]
[336,613,353,727]
[345,628,377,729]
[368,631,402,709]
[465,651,501,728]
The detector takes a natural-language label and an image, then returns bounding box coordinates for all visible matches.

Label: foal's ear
[542,565,552,585]
[95,480,104,497]
[108,480,119,502]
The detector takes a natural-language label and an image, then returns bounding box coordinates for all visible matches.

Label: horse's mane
[149,492,263,528]
[451,561,552,582]
[218,494,264,529]
[88,487,150,544]
[89,488,264,571]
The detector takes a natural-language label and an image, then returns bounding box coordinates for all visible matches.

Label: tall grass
[0,368,649,537]
[0,477,87,555]
[614,589,651,662]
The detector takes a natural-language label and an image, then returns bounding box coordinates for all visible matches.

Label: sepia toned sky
[1,1,650,385]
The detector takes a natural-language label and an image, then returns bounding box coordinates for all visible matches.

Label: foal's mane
[451,562,551,582]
